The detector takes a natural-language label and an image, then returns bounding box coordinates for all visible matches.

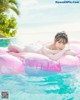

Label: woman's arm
[65,50,76,56]
[42,47,69,60]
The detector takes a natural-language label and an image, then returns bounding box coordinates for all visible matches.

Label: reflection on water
[0,71,80,100]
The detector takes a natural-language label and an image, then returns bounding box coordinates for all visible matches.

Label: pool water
[0,71,80,100]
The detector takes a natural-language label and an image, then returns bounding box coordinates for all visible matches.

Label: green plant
[0,13,17,37]
[0,0,19,38]
[0,0,19,15]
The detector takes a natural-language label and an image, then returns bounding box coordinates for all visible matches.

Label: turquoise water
[0,71,80,100]
[0,37,15,47]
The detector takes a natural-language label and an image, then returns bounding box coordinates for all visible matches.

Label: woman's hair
[55,31,68,44]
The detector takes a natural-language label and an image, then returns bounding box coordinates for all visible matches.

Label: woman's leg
[8,43,41,54]
[8,43,33,53]
[8,43,24,53]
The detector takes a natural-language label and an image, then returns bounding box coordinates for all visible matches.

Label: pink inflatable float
[0,41,80,76]
[24,41,80,75]
[0,53,24,75]
[23,53,61,76]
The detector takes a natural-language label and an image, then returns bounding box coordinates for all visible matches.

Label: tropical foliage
[0,0,19,15]
[0,0,19,37]
[0,13,17,37]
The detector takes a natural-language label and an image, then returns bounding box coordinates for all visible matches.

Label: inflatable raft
[0,41,80,76]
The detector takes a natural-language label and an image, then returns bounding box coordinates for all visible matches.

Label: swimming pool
[0,70,80,100]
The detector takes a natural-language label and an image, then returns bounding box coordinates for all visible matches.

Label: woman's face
[55,39,67,50]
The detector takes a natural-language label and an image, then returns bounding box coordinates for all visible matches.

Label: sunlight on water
[0,71,80,100]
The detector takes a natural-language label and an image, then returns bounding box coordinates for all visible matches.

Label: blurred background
[16,0,80,45]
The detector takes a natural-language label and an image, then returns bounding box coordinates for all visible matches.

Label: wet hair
[55,31,68,44]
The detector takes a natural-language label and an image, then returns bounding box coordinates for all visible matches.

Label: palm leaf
[9,0,18,6]
[9,5,19,15]
[0,0,19,15]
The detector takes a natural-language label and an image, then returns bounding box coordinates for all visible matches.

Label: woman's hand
[63,46,70,52]
[65,50,76,56]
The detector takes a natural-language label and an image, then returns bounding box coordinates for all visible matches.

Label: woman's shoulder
[42,42,60,53]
